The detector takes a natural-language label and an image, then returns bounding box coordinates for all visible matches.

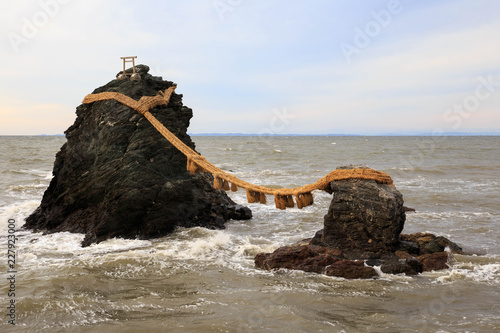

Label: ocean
[1,135,499,332]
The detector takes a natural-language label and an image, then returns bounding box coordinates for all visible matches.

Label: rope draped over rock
[82,86,394,210]
[82,84,177,115]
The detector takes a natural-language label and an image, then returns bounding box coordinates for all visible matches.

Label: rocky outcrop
[255,176,463,279]
[312,178,405,254]
[254,240,378,279]
[399,232,464,255]
[255,233,463,279]
[24,65,251,246]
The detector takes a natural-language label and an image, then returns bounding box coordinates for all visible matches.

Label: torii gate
[117,56,141,82]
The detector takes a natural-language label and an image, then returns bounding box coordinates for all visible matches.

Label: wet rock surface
[24,65,251,246]
[313,178,406,253]
[255,178,463,279]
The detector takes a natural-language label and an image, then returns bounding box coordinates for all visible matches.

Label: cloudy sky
[1,0,499,135]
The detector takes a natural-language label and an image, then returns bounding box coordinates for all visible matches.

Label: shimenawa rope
[82,86,394,210]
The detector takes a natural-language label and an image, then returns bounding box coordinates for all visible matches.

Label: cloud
[0,0,499,134]
[231,16,500,133]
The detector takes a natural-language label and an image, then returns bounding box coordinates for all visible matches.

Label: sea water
[0,135,499,332]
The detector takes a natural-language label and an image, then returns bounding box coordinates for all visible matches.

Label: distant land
[2,132,499,137]
[188,132,500,136]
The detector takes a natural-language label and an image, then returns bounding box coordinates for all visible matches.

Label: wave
[0,201,40,233]
[435,262,500,285]
[2,168,52,178]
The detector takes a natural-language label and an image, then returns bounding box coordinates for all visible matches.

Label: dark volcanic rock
[254,240,377,279]
[24,65,251,246]
[255,175,463,278]
[255,232,458,278]
[417,252,450,271]
[326,260,378,279]
[312,178,405,254]
[254,241,342,273]
[400,233,463,255]
[380,258,423,275]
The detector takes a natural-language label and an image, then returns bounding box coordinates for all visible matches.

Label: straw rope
[82,86,394,210]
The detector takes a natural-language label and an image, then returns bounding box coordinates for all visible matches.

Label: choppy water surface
[1,135,499,332]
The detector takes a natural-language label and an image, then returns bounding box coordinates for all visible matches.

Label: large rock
[255,174,464,278]
[24,65,251,246]
[312,178,405,254]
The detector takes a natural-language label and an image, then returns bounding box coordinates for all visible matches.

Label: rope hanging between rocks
[82,86,394,210]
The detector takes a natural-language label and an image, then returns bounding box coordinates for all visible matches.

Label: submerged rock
[255,176,463,279]
[380,257,423,276]
[254,240,378,279]
[24,65,251,246]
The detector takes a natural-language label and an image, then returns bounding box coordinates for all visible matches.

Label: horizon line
[1,132,500,137]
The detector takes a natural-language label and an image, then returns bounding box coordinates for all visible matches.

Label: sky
[0,0,499,135]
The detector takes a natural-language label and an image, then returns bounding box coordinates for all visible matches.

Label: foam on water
[154,227,233,261]
[0,201,40,233]
[433,254,500,285]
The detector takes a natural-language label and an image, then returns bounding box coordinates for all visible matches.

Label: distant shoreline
[189,133,500,137]
[0,133,499,137]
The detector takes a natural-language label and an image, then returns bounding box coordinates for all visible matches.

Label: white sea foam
[434,263,500,285]
[85,237,152,254]
[369,265,415,282]
[0,200,40,233]
[233,235,278,258]
[153,227,234,261]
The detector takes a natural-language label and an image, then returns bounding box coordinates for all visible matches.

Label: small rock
[326,260,378,279]
[406,257,424,273]
[228,205,252,220]
[400,233,463,255]
[380,258,422,275]
[418,252,449,271]
[398,240,420,254]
